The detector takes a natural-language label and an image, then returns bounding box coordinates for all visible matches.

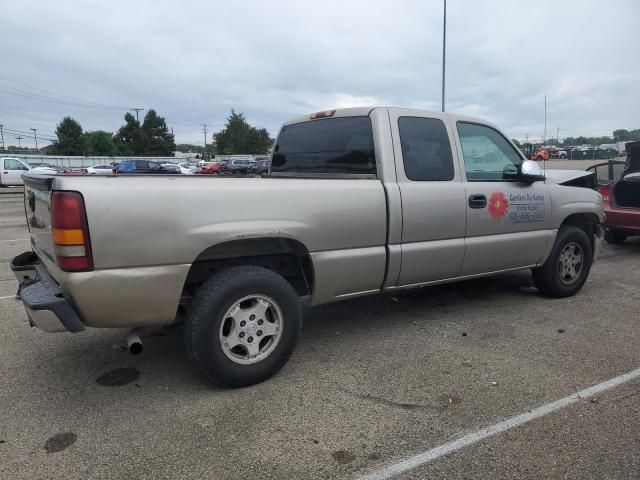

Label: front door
[2,158,30,185]
[389,109,467,286]
[451,121,554,275]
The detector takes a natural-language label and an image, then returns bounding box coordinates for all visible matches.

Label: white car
[162,163,194,175]
[178,162,198,173]
[86,164,115,175]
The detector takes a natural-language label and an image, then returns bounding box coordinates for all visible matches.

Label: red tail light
[599,184,611,202]
[51,191,94,272]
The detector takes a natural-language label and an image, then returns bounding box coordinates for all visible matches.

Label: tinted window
[457,122,523,181]
[148,162,161,171]
[398,117,454,181]
[272,116,376,175]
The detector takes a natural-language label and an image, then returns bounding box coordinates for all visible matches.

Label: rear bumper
[11,251,84,333]
[603,205,640,233]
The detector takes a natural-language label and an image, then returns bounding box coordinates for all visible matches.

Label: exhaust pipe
[126,329,143,355]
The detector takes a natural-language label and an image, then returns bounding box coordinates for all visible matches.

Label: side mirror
[519,160,546,182]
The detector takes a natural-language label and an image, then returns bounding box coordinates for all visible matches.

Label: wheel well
[181,238,314,301]
[560,213,599,250]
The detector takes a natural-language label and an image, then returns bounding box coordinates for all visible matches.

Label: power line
[0,76,127,109]
[0,77,129,110]
[14,135,24,148]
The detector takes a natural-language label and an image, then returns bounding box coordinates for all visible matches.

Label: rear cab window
[272,116,376,175]
[398,117,454,181]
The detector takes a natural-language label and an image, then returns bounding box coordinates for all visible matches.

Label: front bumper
[11,252,84,333]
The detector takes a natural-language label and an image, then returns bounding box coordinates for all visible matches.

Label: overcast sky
[1,0,639,148]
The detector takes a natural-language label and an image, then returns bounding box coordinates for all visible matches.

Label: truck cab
[0,157,30,186]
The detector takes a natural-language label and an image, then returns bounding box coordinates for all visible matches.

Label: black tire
[532,226,593,298]
[184,265,301,388]
[604,229,628,244]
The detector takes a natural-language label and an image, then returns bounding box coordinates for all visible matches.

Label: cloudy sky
[1,0,639,148]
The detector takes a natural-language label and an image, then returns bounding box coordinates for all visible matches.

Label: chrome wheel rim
[218,294,283,365]
[557,242,584,285]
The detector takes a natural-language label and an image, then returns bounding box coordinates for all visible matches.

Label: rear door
[388,109,467,285]
[452,120,554,275]
[2,158,30,185]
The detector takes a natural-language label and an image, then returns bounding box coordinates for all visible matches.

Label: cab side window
[5,159,28,170]
[457,122,523,181]
[398,117,454,181]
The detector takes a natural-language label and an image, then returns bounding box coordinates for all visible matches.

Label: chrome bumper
[11,252,84,333]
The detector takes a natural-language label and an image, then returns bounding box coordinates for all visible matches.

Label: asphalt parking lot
[1,190,639,480]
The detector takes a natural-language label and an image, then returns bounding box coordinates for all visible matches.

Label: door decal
[488,192,509,220]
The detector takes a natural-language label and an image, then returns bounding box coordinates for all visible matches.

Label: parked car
[1,157,31,186]
[220,158,251,175]
[161,163,193,175]
[115,160,179,174]
[1,158,63,186]
[588,142,640,243]
[248,159,271,174]
[178,162,198,173]
[87,165,115,175]
[13,107,604,388]
[200,162,221,175]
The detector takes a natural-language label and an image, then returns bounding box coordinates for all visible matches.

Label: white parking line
[0,238,28,243]
[357,367,640,480]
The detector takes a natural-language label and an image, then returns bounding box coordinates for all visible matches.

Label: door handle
[468,194,487,209]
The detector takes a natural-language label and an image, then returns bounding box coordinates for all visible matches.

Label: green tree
[114,113,143,155]
[141,109,175,156]
[85,130,118,156]
[511,138,522,148]
[212,110,274,155]
[52,117,86,155]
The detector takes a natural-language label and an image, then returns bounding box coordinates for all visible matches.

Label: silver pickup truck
[12,107,604,387]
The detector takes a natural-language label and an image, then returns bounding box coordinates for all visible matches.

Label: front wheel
[532,226,593,298]
[184,265,301,388]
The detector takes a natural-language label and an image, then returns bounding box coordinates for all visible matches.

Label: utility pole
[556,126,559,144]
[441,0,447,112]
[202,124,208,150]
[15,135,24,149]
[129,108,145,122]
[30,128,39,153]
[543,94,547,145]
[0,124,4,151]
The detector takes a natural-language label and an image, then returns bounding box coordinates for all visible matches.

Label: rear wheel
[184,266,301,388]
[532,226,593,297]
[605,229,628,244]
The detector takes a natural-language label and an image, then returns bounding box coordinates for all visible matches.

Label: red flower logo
[488,192,509,220]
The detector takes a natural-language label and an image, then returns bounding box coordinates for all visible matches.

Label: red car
[200,162,220,175]
[588,142,640,244]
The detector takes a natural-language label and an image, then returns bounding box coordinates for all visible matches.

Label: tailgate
[23,174,56,263]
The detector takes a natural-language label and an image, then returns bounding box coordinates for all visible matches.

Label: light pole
[441,0,447,112]
[30,128,38,153]
[0,124,4,151]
